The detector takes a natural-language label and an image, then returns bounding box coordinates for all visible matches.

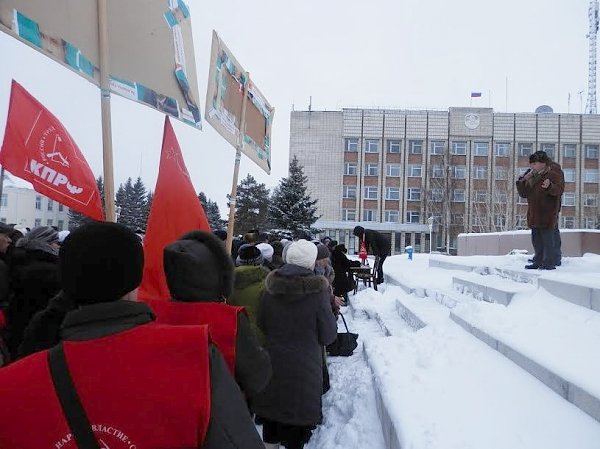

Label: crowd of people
[0,221,381,448]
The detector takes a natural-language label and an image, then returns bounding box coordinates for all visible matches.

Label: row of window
[344,138,600,159]
[34,196,65,212]
[27,218,66,230]
[342,209,420,223]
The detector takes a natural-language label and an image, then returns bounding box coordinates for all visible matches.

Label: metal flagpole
[225,72,250,254]
[97,0,116,222]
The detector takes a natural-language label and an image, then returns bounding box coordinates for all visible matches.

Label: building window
[365,163,379,176]
[430,189,444,202]
[47,219,53,226]
[453,189,465,202]
[409,140,423,154]
[584,217,597,229]
[561,216,575,229]
[430,141,445,155]
[495,166,508,180]
[344,163,358,175]
[342,209,356,221]
[584,194,598,207]
[474,191,487,203]
[363,209,376,221]
[562,193,576,206]
[494,215,507,227]
[34,218,41,227]
[408,164,422,177]
[515,215,527,228]
[431,165,444,178]
[58,220,64,231]
[585,144,599,159]
[385,210,399,222]
[407,188,421,201]
[364,187,378,199]
[473,165,488,179]
[496,143,510,157]
[452,165,467,179]
[343,186,357,199]
[541,143,555,159]
[452,141,467,155]
[47,199,54,211]
[386,164,401,177]
[406,211,420,223]
[365,139,380,153]
[0,194,6,207]
[345,138,359,152]
[517,194,528,205]
[386,187,400,200]
[451,213,464,225]
[58,203,64,212]
[387,140,401,153]
[584,169,599,183]
[564,168,575,183]
[474,142,489,156]
[519,143,533,157]
[563,144,576,158]
[494,191,508,203]
[35,195,42,210]
[0,218,5,223]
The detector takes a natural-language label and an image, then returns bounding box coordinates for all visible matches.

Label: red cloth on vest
[0,323,211,449]
[149,301,245,374]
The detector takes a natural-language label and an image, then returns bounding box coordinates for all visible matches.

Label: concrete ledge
[488,267,540,285]
[385,274,414,295]
[450,311,600,423]
[429,258,475,272]
[452,276,516,306]
[395,300,427,331]
[537,278,600,312]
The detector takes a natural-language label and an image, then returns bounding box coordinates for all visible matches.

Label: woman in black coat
[331,244,361,302]
[253,239,337,449]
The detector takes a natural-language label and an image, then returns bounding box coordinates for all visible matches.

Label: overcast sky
[0,0,590,217]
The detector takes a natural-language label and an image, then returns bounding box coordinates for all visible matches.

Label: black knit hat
[60,222,144,304]
[236,243,264,266]
[163,230,234,302]
[529,150,550,164]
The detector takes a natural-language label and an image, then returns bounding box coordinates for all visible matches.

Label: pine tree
[232,174,270,235]
[143,191,153,229]
[269,156,319,238]
[198,192,225,230]
[116,177,139,229]
[130,177,148,230]
[68,176,105,229]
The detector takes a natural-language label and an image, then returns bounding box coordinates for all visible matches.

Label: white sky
[0,0,590,216]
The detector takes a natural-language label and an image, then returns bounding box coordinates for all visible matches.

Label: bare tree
[426,155,455,253]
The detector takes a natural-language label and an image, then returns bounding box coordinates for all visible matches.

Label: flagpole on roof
[97,0,116,222]
[224,72,250,254]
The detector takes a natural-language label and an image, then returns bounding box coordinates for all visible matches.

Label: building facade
[0,186,70,230]
[290,107,600,254]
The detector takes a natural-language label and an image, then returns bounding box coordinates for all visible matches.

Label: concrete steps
[537,277,600,313]
[452,272,536,306]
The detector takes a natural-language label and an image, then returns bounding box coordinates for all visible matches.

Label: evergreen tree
[231,174,270,235]
[198,191,225,230]
[143,191,153,229]
[116,177,146,229]
[130,177,148,230]
[68,176,105,229]
[269,156,319,238]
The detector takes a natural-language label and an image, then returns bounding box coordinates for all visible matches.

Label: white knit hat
[256,242,274,262]
[285,239,318,270]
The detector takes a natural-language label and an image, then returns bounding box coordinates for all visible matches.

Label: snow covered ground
[311,252,600,449]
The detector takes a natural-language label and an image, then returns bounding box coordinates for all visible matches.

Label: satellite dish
[535,105,554,113]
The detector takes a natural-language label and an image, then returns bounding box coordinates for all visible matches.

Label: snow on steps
[452,272,536,306]
[537,275,600,313]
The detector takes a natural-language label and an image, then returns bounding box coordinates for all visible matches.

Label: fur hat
[315,243,330,260]
[213,229,227,241]
[256,242,274,262]
[286,239,318,270]
[0,223,13,235]
[353,226,365,238]
[236,243,264,266]
[164,230,234,302]
[60,222,144,304]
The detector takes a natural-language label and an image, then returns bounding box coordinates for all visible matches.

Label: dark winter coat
[229,265,270,343]
[5,245,60,359]
[253,264,338,426]
[331,248,361,296]
[363,229,391,256]
[516,165,564,228]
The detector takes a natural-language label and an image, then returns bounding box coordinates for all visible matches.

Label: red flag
[0,80,103,220]
[138,116,210,301]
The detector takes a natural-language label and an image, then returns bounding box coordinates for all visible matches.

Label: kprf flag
[138,116,210,301]
[470,92,482,98]
[0,80,103,220]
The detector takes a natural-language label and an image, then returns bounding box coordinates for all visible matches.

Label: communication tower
[586,0,599,114]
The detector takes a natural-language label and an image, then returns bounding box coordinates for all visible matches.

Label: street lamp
[427,216,434,255]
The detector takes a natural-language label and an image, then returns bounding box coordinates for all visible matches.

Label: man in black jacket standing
[353,226,391,284]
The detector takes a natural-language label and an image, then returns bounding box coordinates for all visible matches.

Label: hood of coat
[234,265,270,290]
[265,263,329,300]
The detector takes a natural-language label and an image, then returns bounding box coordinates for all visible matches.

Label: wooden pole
[225,73,250,254]
[97,0,116,222]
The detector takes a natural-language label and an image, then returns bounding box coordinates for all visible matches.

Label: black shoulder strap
[48,343,101,449]
[339,312,351,333]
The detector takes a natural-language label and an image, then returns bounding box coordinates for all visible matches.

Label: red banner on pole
[0,80,103,220]
[138,116,210,301]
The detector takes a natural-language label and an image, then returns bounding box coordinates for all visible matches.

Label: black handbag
[326,313,358,356]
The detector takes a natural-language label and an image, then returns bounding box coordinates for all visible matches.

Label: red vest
[149,300,244,374]
[0,323,211,449]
